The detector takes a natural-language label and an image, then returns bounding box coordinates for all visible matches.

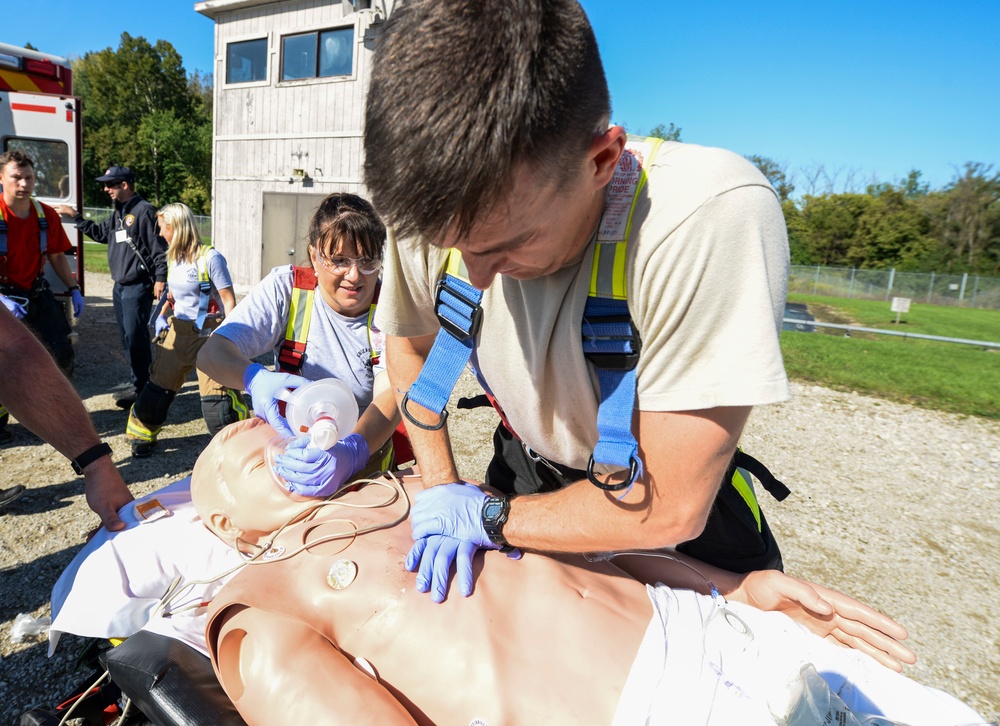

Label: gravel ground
[0,272,997,724]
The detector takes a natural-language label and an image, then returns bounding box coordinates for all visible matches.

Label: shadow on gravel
[0,545,84,622]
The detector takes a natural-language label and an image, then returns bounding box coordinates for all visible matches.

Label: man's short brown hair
[0,149,35,171]
[363,0,610,242]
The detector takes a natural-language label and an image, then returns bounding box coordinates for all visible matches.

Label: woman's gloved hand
[274,432,369,497]
[1,294,27,319]
[154,316,171,336]
[70,289,85,318]
[243,363,309,437]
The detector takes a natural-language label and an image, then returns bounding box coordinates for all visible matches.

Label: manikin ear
[587,125,628,189]
[207,511,244,549]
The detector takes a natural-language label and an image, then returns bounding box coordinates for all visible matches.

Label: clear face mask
[264,378,360,490]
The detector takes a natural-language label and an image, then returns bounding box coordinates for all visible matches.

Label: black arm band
[71,442,113,475]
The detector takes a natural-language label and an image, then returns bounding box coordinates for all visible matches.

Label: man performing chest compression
[191,419,984,726]
[363,0,791,601]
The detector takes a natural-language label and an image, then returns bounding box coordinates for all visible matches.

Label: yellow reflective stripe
[444,248,469,281]
[126,412,160,441]
[227,389,250,420]
[589,136,662,300]
[367,302,378,363]
[198,245,211,282]
[380,443,394,471]
[0,404,7,417]
[730,468,762,532]
[285,286,315,344]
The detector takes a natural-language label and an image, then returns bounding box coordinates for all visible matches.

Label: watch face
[483,500,504,521]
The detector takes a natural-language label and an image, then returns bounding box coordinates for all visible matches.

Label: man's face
[1,162,36,203]
[103,179,127,203]
[219,421,311,541]
[440,161,605,290]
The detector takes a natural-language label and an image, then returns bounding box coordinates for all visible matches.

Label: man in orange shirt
[0,149,85,444]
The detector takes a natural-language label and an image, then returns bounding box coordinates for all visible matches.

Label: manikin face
[440,161,606,291]
[217,421,312,543]
[309,238,381,317]
[1,162,36,205]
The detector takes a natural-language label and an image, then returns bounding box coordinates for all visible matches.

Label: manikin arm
[612,549,915,672]
[385,333,462,485]
[214,606,417,726]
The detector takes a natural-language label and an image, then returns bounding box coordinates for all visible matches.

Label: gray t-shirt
[214,265,386,413]
[167,248,233,322]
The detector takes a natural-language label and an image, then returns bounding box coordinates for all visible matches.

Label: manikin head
[192,418,314,549]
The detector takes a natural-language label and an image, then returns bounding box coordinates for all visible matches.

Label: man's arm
[55,205,110,245]
[385,333,461,486]
[141,207,168,297]
[504,406,748,552]
[0,306,132,530]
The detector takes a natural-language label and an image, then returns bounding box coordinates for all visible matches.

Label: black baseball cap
[95,166,135,183]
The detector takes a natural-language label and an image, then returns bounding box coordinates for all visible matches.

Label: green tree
[73,33,212,213]
[648,122,682,141]
[933,163,1000,273]
[746,154,794,202]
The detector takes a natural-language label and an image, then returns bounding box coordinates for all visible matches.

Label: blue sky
[7,0,998,193]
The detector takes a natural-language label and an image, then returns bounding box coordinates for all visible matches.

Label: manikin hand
[407,483,522,602]
[1,295,26,319]
[730,569,916,672]
[70,289,85,318]
[154,316,171,336]
[274,432,369,498]
[243,363,309,438]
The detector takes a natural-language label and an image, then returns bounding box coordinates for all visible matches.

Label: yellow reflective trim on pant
[730,467,762,532]
[227,389,250,420]
[126,410,160,442]
[0,404,7,418]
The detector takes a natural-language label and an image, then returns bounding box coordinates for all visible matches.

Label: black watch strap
[481,495,514,552]
[71,442,113,475]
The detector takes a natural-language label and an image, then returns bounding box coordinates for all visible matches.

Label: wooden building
[193,0,391,290]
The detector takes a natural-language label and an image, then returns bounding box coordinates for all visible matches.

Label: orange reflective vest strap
[0,197,49,283]
[277,266,318,374]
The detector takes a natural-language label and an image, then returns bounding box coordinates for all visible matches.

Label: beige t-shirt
[376,142,790,470]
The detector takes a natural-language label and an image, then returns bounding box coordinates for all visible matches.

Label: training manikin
[192,419,986,726]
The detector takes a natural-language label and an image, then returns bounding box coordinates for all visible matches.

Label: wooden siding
[207,0,382,290]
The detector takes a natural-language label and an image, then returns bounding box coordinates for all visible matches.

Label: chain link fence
[82,207,212,242]
[789,265,1000,310]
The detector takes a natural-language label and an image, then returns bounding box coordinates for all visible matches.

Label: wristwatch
[70,442,113,475]
[481,495,514,552]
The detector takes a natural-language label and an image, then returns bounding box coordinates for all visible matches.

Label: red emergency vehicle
[0,42,85,293]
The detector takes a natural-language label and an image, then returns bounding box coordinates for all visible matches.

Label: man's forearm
[385,334,460,486]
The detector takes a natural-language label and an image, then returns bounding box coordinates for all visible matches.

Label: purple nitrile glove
[243,363,310,438]
[274,432,369,498]
[70,289,85,318]
[1,295,26,319]
[154,315,170,336]
[406,535,480,603]
[406,483,521,602]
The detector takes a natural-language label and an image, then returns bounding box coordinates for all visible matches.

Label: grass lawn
[82,240,110,274]
[783,294,1000,419]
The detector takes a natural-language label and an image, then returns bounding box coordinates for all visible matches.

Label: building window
[3,137,69,199]
[281,27,354,81]
[226,38,268,84]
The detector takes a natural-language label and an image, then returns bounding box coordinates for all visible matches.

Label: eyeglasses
[316,255,382,275]
[103,182,123,189]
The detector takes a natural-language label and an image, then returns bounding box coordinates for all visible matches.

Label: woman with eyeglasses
[197,193,401,497]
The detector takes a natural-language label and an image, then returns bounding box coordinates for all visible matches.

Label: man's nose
[465,259,499,290]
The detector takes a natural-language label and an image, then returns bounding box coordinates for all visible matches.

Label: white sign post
[891,297,911,324]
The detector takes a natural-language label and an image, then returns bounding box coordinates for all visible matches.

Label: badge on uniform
[125,214,135,227]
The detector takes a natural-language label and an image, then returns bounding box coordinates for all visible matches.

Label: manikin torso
[206,475,653,726]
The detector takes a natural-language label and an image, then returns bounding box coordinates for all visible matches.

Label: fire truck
[0,41,85,295]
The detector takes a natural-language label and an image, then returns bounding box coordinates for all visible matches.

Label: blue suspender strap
[33,200,48,255]
[195,246,212,331]
[582,296,642,491]
[401,256,483,430]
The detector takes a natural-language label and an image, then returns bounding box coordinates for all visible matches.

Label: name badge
[115,229,128,244]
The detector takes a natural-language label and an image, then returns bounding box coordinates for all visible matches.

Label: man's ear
[587,125,627,189]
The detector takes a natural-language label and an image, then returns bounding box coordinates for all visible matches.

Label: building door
[261,192,327,277]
